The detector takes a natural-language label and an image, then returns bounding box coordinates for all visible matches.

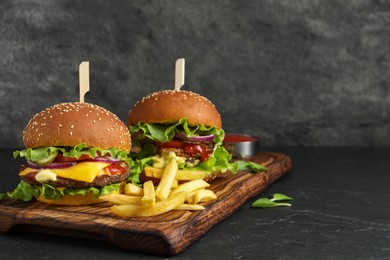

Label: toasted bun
[23,102,131,152]
[128,90,222,128]
[203,171,223,182]
[37,193,104,206]
[36,182,124,206]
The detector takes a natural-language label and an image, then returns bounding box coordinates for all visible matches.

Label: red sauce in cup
[223,134,258,143]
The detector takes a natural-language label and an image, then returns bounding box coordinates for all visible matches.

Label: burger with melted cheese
[8,102,131,205]
[128,90,266,181]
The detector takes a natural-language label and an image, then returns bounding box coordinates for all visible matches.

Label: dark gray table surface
[0,147,389,259]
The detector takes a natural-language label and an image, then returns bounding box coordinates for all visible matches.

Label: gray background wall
[0,0,389,148]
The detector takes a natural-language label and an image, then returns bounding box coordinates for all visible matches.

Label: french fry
[170,179,210,196]
[142,180,155,207]
[175,169,206,180]
[111,192,186,217]
[144,167,206,181]
[155,158,178,200]
[193,189,217,204]
[185,188,205,204]
[107,152,218,217]
[124,183,144,196]
[172,179,179,188]
[144,167,163,178]
[175,204,205,211]
[100,194,142,205]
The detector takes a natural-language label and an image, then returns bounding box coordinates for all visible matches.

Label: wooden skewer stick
[174,58,185,90]
[79,61,90,103]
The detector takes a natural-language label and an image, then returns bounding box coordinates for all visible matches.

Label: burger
[8,102,131,205]
[128,90,266,181]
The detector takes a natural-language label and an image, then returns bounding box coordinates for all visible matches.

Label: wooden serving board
[0,152,292,256]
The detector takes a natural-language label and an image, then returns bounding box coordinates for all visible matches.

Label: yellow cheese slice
[19,162,110,183]
[19,167,37,176]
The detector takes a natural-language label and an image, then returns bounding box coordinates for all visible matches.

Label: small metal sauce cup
[222,134,259,158]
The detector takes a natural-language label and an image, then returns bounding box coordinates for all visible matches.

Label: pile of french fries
[100,158,217,217]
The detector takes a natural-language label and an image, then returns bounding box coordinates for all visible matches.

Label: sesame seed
[69,132,73,136]
[70,125,74,128]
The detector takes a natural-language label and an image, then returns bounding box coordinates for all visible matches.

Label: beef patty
[21,167,130,188]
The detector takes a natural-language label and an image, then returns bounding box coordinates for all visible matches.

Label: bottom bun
[203,171,223,182]
[37,193,104,206]
[36,182,126,206]
[37,191,121,206]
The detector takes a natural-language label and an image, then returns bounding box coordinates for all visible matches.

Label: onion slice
[175,132,214,142]
[27,160,76,169]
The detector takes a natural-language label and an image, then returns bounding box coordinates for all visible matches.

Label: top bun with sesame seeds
[23,102,131,152]
[128,90,222,129]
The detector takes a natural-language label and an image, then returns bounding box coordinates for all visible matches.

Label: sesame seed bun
[128,90,222,128]
[23,102,131,152]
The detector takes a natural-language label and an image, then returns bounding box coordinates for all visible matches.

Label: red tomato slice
[155,140,185,149]
[105,163,127,175]
[54,154,92,162]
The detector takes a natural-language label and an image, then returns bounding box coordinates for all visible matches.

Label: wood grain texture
[0,152,292,256]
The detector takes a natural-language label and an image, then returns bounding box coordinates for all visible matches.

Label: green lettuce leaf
[6,181,122,202]
[7,180,40,201]
[13,143,130,164]
[129,156,154,184]
[227,160,268,173]
[193,146,267,173]
[195,146,231,172]
[130,118,225,145]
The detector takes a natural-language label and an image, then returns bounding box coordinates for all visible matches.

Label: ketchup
[106,163,127,175]
[223,134,258,143]
[183,144,212,162]
[155,138,213,162]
